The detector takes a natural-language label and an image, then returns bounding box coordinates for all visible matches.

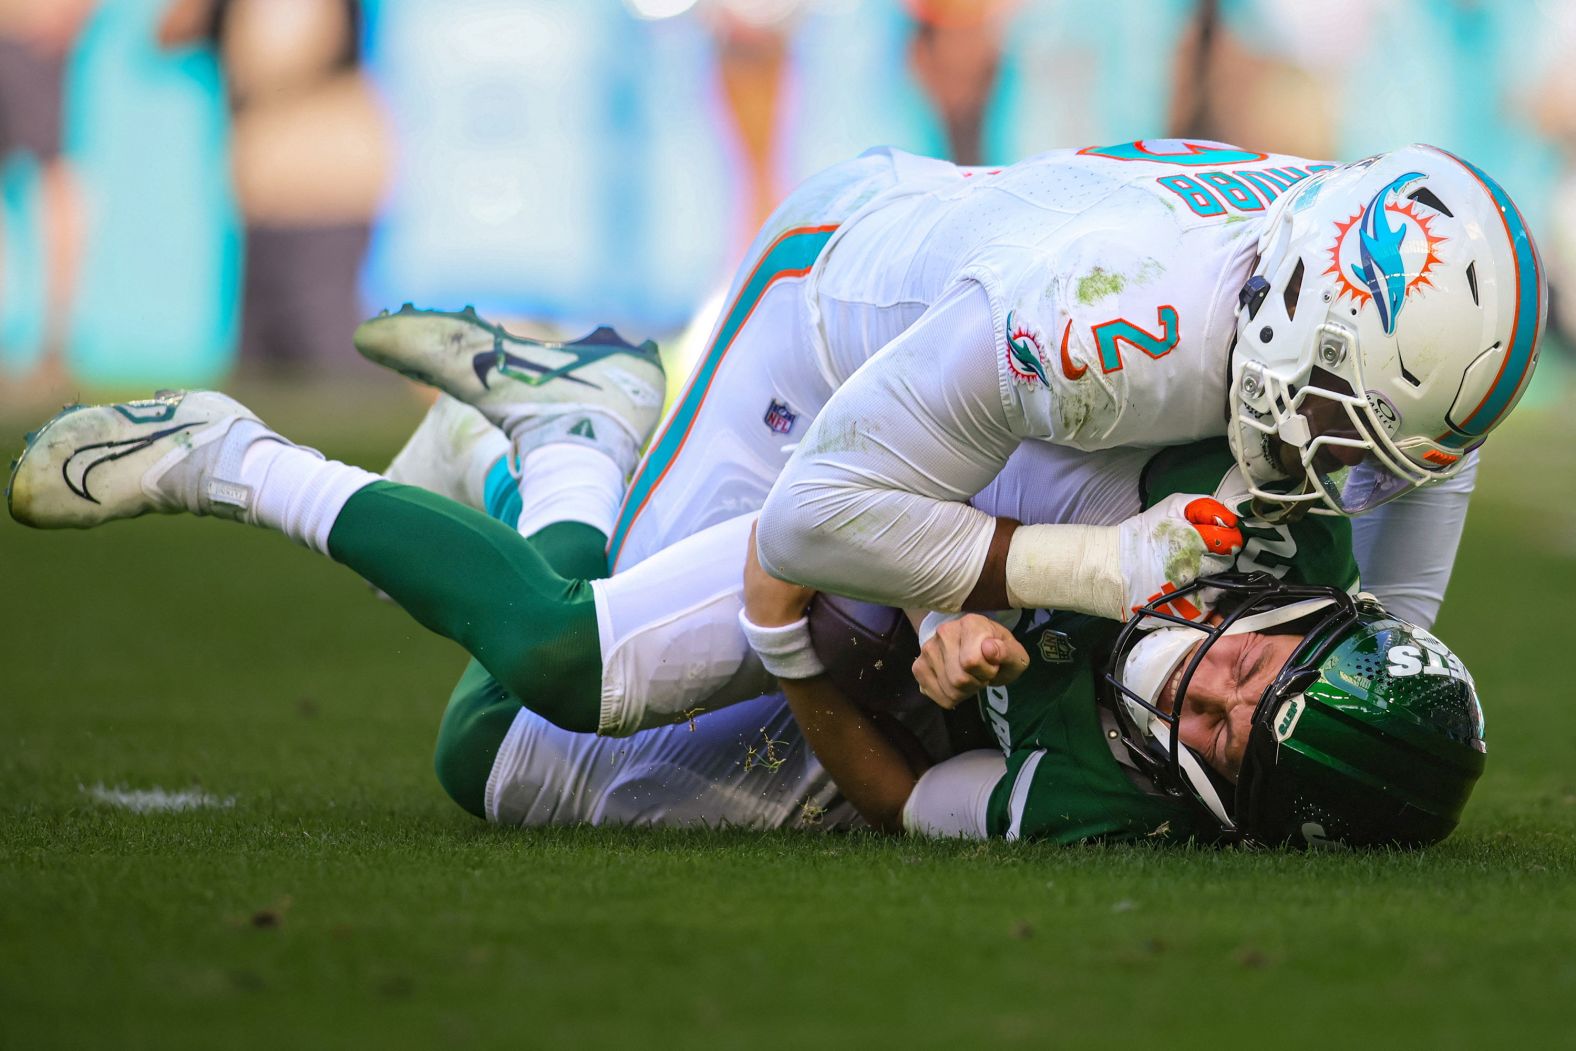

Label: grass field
[3,370,1575,1049]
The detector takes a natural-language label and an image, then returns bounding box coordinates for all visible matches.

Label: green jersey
[978,439,1359,844]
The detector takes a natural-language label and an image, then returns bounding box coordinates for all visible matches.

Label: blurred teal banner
[63,0,241,386]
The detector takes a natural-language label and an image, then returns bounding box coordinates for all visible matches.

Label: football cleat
[383,393,507,510]
[7,390,287,529]
[352,305,665,473]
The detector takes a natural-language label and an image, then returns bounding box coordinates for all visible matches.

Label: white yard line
[81,783,235,813]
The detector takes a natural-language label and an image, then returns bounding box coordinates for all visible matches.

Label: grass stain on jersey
[1076,267,1127,305]
[804,418,873,458]
[1075,261,1164,306]
[1053,376,1116,439]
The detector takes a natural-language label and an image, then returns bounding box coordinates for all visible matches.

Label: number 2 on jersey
[1091,306,1179,373]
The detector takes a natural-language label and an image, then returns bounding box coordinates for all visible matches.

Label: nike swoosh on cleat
[470,348,603,391]
[60,422,203,504]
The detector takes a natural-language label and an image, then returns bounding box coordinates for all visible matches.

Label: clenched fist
[912,613,1031,708]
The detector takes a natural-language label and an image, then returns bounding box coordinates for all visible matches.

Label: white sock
[240,440,380,555]
[514,443,625,538]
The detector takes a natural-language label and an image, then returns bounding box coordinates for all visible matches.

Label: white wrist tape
[737,610,827,680]
[1003,523,1123,620]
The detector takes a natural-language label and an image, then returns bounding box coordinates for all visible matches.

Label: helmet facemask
[1103,574,1486,848]
[1232,331,1467,517]
[1104,575,1353,840]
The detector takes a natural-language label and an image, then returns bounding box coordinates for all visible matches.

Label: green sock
[328,481,602,733]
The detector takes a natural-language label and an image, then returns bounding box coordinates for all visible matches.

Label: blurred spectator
[0,0,91,380]
[904,0,1011,165]
[162,0,391,374]
[62,0,241,385]
[712,3,792,233]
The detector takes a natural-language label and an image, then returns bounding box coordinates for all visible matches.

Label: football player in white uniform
[357,139,1543,625]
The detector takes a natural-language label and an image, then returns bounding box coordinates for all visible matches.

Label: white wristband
[1003,523,1123,620]
[737,610,827,680]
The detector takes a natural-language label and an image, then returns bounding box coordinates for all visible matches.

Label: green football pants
[327,480,606,762]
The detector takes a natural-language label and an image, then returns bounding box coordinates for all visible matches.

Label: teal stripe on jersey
[606,224,837,561]
[1442,154,1544,445]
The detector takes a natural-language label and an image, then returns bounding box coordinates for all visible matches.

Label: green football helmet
[1104,574,1486,848]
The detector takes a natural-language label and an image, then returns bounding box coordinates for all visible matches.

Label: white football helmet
[1228,144,1546,516]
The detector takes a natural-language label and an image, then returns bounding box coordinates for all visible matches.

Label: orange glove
[1183,497,1243,557]
[1112,493,1246,621]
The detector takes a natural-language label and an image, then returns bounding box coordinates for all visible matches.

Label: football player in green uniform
[734,436,1489,848]
[748,543,1485,848]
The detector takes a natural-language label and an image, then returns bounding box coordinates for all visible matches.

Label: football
[806,593,925,714]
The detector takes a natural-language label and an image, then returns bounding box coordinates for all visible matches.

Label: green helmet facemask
[1104,574,1486,848]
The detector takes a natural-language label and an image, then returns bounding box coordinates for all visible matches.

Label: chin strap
[1152,723,1235,830]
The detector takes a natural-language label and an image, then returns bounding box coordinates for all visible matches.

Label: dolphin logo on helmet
[1227,144,1546,519]
[1353,171,1426,334]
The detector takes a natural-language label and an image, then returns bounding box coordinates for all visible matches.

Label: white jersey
[603,141,1465,624]
[811,143,1333,446]
[758,142,1339,610]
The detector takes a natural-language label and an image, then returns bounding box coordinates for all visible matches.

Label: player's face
[1158,631,1303,781]
[1270,392,1368,477]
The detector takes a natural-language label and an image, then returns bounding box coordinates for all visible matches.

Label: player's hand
[744,521,817,627]
[912,614,1031,709]
[1115,494,1242,620]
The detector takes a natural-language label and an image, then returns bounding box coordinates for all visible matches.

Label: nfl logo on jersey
[1038,629,1076,664]
[763,399,797,435]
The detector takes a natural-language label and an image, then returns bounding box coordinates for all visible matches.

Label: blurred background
[1,0,1573,406]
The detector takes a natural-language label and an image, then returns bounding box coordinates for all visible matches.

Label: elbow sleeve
[757,475,998,611]
[755,281,1017,610]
